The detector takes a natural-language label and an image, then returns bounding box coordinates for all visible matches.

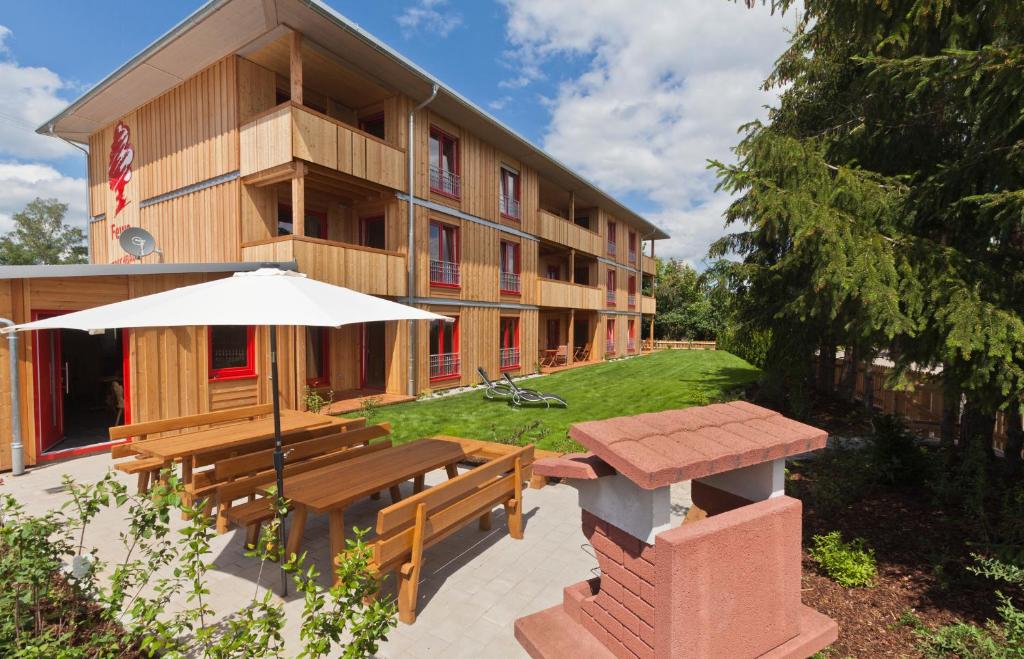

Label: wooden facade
[1,17,663,468]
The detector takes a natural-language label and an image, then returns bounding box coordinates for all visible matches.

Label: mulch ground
[791,474,1004,658]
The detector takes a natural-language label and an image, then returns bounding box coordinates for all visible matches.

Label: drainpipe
[0,319,24,475]
[406,84,439,397]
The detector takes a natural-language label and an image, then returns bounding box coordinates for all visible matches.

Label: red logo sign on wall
[107,120,134,216]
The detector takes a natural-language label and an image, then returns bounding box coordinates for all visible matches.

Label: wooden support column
[568,309,575,365]
[568,191,575,222]
[569,249,576,282]
[289,31,303,106]
[292,163,306,237]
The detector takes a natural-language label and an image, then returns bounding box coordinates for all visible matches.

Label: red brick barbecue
[514,401,838,659]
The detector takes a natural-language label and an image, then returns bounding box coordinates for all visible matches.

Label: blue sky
[0,0,794,263]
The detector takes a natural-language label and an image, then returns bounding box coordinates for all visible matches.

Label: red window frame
[358,112,385,140]
[500,241,521,294]
[500,166,520,220]
[628,231,637,263]
[606,319,616,355]
[628,319,637,352]
[607,220,617,255]
[628,275,637,308]
[429,126,460,199]
[607,269,617,307]
[500,317,520,371]
[429,221,461,288]
[429,317,461,382]
[278,203,327,239]
[306,326,331,387]
[208,326,256,381]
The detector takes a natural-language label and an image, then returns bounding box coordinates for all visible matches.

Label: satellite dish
[119,227,158,260]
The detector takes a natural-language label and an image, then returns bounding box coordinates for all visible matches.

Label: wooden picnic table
[276,438,467,568]
[130,409,343,485]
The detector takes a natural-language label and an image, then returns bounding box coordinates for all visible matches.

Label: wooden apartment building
[0,0,666,468]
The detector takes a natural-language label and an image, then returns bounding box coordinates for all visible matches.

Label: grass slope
[346,350,760,452]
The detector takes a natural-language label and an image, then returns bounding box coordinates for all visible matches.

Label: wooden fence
[653,340,717,351]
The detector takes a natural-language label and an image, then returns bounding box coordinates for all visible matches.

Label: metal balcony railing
[430,165,461,198]
[607,240,616,256]
[429,352,461,380]
[500,271,521,293]
[606,340,616,354]
[500,347,520,369]
[628,339,636,352]
[606,290,617,306]
[629,250,637,264]
[430,260,461,287]
[500,194,521,219]
[628,294,636,308]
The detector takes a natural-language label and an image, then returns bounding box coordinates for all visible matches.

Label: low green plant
[303,386,334,414]
[489,420,548,446]
[0,471,396,657]
[358,395,382,421]
[808,531,877,588]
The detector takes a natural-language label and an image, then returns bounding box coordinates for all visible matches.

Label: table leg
[389,485,403,503]
[445,463,459,479]
[328,510,345,584]
[413,474,425,494]
[285,505,308,560]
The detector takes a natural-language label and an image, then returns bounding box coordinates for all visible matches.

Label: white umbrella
[2,267,450,592]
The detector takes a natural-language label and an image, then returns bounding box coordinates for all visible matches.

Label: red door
[33,321,64,452]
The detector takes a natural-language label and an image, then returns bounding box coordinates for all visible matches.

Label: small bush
[809,531,877,588]
[803,448,878,515]
[917,593,1024,659]
[870,414,928,487]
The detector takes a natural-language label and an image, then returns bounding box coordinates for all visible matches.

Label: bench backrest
[109,403,274,442]
[190,417,362,469]
[214,439,392,503]
[372,444,534,570]
[213,422,391,483]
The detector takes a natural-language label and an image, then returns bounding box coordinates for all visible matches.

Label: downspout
[47,124,91,263]
[0,319,24,475]
[406,84,439,397]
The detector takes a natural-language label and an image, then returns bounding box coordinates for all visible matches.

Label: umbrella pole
[270,324,287,597]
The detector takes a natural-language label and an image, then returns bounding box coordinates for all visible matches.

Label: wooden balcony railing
[536,209,603,256]
[240,235,406,297]
[537,278,604,309]
[240,102,406,190]
[641,254,656,275]
[641,295,657,314]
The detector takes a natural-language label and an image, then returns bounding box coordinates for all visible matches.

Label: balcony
[500,347,521,370]
[241,235,406,297]
[240,102,406,190]
[430,165,461,199]
[642,254,656,275]
[641,295,657,314]
[430,260,461,287]
[606,290,617,307]
[430,352,461,381]
[500,271,521,294]
[500,194,521,220]
[536,209,603,256]
[537,278,603,309]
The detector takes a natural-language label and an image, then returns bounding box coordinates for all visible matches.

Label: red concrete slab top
[568,401,827,490]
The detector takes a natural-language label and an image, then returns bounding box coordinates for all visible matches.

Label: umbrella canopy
[2,267,448,332]
[2,267,449,594]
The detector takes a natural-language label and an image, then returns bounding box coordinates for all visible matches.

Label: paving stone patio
[1,450,692,656]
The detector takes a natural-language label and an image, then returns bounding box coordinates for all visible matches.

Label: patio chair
[554,344,569,366]
[503,373,567,408]
[477,367,514,400]
[574,343,591,362]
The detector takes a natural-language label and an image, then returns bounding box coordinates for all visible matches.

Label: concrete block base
[759,606,838,659]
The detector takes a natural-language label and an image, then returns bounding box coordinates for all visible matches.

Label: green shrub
[870,414,928,487]
[803,448,878,515]
[917,593,1024,659]
[809,531,877,587]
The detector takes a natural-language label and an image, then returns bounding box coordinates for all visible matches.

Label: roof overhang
[0,260,298,280]
[38,0,670,240]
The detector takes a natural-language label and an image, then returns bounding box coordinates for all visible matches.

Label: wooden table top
[279,439,467,513]
[131,410,342,460]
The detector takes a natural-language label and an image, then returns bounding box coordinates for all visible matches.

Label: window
[429,127,460,198]
[429,221,460,287]
[500,317,520,370]
[628,231,637,264]
[607,221,617,256]
[547,264,560,280]
[628,275,637,308]
[606,269,617,306]
[606,319,616,355]
[360,215,386,250]
[500,166,520,219]
[306,327,330,386]
[278,204,327,239]
[500,241,521,294]
[429,318,460,381]
[628,320,637,352]
[359,113,385,140]
[209,326,256,380]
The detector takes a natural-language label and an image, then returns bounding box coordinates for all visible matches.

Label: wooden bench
[432,435,562,489]
[109,404,274,493]
[218,423,393,539]
[369,444,535,624]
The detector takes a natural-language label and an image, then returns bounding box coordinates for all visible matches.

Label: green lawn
[344,350,760,452]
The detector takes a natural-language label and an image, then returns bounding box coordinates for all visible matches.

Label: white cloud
[0,162,87,234]
[0,25,76,161]
[500,0,794,265]
[397,0,463,38]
